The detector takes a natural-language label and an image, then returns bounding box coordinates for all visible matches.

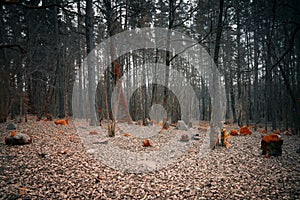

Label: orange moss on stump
[262,134,280,143]
[10,130,17,137]
[261,133,283,157]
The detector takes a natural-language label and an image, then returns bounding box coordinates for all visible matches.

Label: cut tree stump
[4,132,32,145]
[261,134,283,157]
[218,128,230,148]
[230,129,238,136]
[239,126,252,136]
[179,133,189,142]
[176,120,188,131]
[6,123,16,131]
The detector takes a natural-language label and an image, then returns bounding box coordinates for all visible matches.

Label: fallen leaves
[57,130,64,134]
[57,150,67,155]
[1,116,300,199]
[89,131,98,135]
[95,175,106,182]
[123,133,131,137]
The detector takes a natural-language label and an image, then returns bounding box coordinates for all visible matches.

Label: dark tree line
[0,0,299,134]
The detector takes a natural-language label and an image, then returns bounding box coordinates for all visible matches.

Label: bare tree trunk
[53,1,65,118]
[236,3,243,127]
[213,0,224,69]
[85,0,97,125]
[0,3,10,123]
[212,0,224,147]
[77,0,84,118]
[253,11,259,129]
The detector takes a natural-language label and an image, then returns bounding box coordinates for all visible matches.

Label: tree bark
[85,0,97,125]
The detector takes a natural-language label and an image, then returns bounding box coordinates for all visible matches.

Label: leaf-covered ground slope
[1,116,299,199]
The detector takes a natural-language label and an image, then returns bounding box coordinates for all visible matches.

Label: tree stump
[108,120,116,137]
[219,128,230,148]
[230,129,238,136]
[5,132,32,145]
[261,134,283,156]
[176,120,188,130]
[239,126,252,136]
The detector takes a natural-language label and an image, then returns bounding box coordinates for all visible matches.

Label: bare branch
[270,25,300,72]
[0,43,26,53]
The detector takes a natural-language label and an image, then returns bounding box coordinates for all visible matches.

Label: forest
[1,0,300,134]
[1,0,300,199]
[0,0,300,133]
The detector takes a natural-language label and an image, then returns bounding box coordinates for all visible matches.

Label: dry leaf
[143,139,151,147]
[89,131,98,135]
[10,130,17,137]
[20,187,25,195]
[54,119,68,125]
[57,150,67,155]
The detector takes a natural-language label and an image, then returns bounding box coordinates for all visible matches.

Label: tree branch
[270,25,300,72]
[0,43,26,53]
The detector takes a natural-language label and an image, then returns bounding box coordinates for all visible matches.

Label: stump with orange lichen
[230,129,238,136]
[217,128,230,148]
[239,126,252,136]
[261,134,283,157]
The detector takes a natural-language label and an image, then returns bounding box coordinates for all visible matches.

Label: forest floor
[0,116,300,199]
